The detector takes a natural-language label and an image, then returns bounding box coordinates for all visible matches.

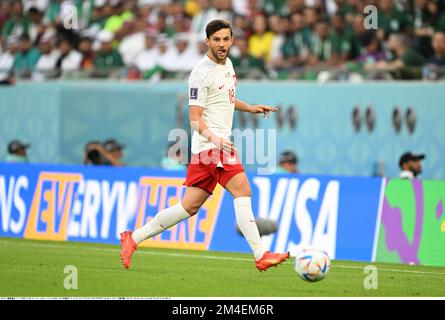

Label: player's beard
[210,46,230,63]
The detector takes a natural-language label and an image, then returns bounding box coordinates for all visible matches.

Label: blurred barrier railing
[3,65,445,82]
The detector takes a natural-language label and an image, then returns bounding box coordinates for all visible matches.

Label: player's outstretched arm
[235,99,278,118]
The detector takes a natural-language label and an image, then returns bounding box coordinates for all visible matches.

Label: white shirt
[270,34,285,61]
[400,170,415,179]
[35,50,60,72]
[188,55,237,154]
[176,46,201,72]
[134,47,159,71]
[61,50,82,72]
[33,50,61,81]
[159,44,201,72]
[118,32,146,66]
[157,47,177,71]
[0,51,15,80]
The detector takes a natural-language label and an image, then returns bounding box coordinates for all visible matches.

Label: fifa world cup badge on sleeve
[190,88,198,100]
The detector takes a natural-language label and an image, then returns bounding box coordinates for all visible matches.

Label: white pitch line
[333,264,445,276]
[0,240,253,262]
[1,239,445,277]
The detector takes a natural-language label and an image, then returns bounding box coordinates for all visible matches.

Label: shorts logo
[190,88,198,99]
[228,157,237,164]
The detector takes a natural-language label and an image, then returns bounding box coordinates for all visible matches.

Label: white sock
[234,197,266,260]
[132,202,191,245]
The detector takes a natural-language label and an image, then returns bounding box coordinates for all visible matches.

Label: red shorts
[184,148,245,194]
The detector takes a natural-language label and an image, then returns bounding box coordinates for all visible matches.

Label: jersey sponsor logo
[227,157,237,164]
[190,88,198,99]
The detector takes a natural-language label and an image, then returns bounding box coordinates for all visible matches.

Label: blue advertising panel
[210,174,384,261]
[0,163,383,261]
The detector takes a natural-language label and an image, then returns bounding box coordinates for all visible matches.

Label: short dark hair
[79,36,93,43]
[19,33,30,42]
[205,19,232,39]
[360,30,376,47]
[279,151,298,164]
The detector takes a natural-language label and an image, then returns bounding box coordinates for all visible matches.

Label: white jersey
[188,55,237,154]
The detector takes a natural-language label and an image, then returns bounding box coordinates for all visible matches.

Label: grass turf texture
[1,237,444,297]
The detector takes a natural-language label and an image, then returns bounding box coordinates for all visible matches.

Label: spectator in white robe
[0,36,18,81]
[33,33,60,80]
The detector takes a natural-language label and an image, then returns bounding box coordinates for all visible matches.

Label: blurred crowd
[1,0,445,82]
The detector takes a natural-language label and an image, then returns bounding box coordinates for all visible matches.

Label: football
[294,248,331,282]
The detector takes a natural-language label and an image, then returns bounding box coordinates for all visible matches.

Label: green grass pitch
[1,237,444,297]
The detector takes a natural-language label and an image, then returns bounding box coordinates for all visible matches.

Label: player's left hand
[251,105,279,118]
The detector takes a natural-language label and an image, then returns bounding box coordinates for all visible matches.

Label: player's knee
[182,203,200,216]
[188,206,200,216]
[231,186,251,198]
[241,185,252,197]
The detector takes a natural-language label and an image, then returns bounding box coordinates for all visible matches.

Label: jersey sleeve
[188,69,209,108]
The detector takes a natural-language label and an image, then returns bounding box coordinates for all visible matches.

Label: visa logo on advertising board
[246,175,383,261]
[0,166,225,251]
[253,177,339,258]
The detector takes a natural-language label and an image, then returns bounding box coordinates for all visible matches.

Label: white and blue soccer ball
[294,248,331,282]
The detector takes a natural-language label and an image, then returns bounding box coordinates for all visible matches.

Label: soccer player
[120,19,289,271]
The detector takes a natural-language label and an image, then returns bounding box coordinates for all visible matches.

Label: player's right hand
[215,137,237,155]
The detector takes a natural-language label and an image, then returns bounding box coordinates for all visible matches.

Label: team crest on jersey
[225,72,231,78]
[190,88,198,99]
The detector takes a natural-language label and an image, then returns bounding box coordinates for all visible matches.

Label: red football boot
[120,231,137,270]
[256,251,290,271]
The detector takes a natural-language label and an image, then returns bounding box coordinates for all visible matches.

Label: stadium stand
[1,0,445,82]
